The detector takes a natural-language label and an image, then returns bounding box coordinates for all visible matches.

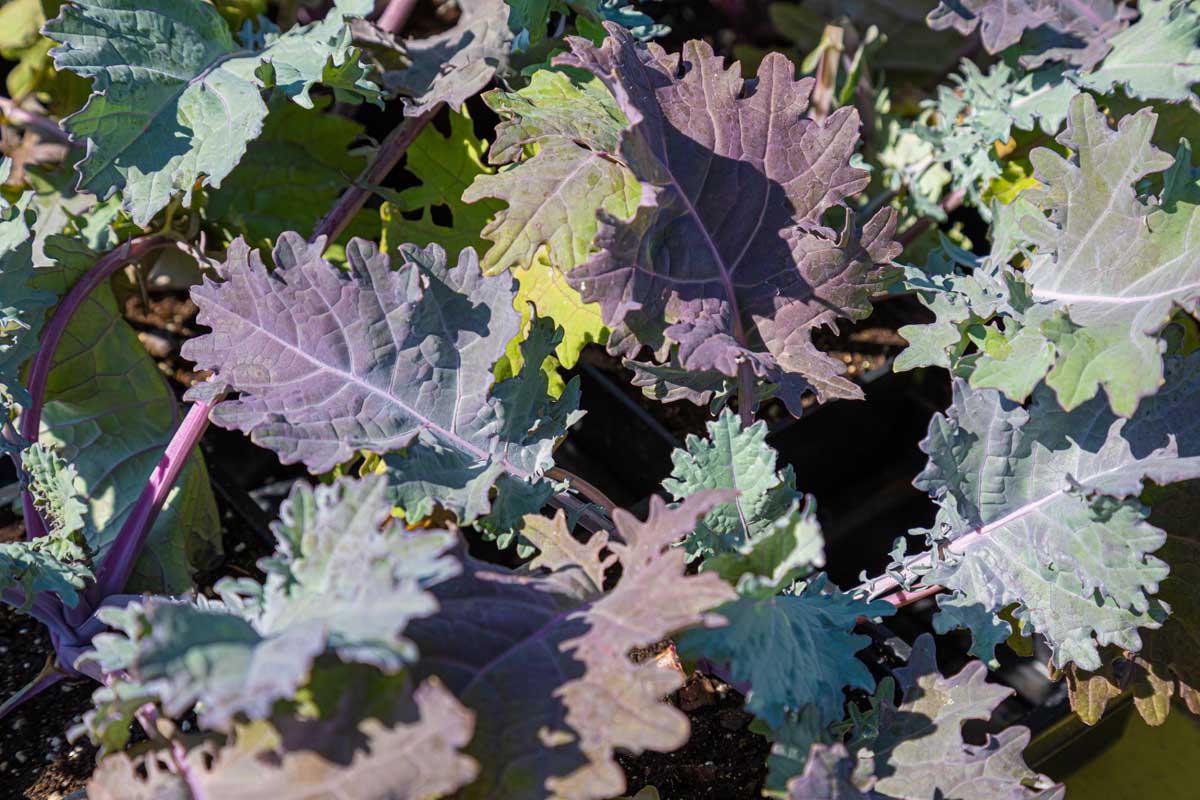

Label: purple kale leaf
[926,0,1134,69]
[182,232,581,525]
[86,677,478,800]
[556,25,899,415]
[380,0,514,116]
[407,492,738,800]
[854,634,1064,799]
[787,744,885,799]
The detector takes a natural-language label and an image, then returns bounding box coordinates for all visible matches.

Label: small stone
[0,761,8,772]
[12,717,24,731]
[14,751,27,764]
[234,542,247,553]
[48,736,62,749]
[717,707,751,731]
[678,676,720,712]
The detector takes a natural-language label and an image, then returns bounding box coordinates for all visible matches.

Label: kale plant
[0,0,1197,797]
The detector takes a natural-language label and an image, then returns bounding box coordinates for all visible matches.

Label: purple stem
[1,586,73,640]
[897,188,966,249]
[309,105,441,248]
[93,401,215,600]
[0,662,66,722]
[19,236,172,542]
[0,97,72,145]
[376,0,419,33]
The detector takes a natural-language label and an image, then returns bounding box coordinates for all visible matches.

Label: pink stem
[134,700,205,797]
[546,466,618,516]
[93,401,215,599]
[20,236,172,541]
[864,525,993,599]
[877,583,944,609]
[862,520,997,606]
[897,188,966,248]
[309,106,440,249]
[0,97,72,145]
[0,662,65,722]
[376,0,420,33]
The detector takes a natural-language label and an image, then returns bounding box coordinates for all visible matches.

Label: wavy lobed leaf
[926,0,1133,69]
[78,476,459,744]
[787,743,884,800]
[86,678,478,800]
[1018,93,1200,414]
[183,232,582,525]
[407,492,738,800]
[663,408,802,562]
[463,66,634,368]
[1079,0,1200,102]
[383,0,513,116]
[0,158,53,413]
[1067,479,1200,726]
[0,537,92,611]
[901,95,1200,417]
[917,60,1076,211]
[677,575,892,730]
[913,351,1200,669]
[555,25,899,415]
[44,0,378,225]
[846,634,1063,799]
[20,442,86,545]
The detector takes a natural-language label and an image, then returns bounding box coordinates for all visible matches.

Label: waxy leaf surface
[677,576,892,729]
[851,634,1063,799]
[44,0,378,225]
[914,352,1200,669]
[557,25,899,415]
[902,96,1200,417]
[926,0,1132,68]
[385,0,513,115]
[86,678,478,800]
[78,476,458,740]
[183,233,581,524]
[663,409,801,562]
[1079,0,1200,102]
[407,493,738,800]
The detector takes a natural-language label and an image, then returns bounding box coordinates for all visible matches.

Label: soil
[0,521,97,800]
[620,672,770,800]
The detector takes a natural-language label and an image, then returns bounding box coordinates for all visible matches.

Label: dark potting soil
[0,520,97,799]
[620,672,771,800]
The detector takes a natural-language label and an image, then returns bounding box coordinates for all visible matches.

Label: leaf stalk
[310,105,441,248]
